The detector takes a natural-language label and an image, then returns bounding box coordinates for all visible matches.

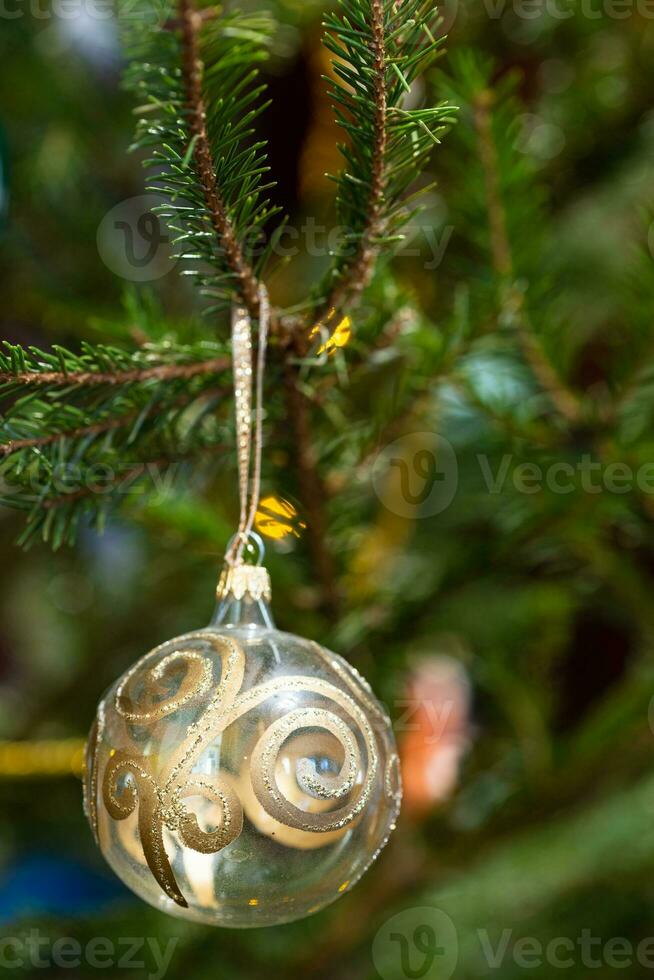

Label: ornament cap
[213,534,275,629]
[216,563,272,603]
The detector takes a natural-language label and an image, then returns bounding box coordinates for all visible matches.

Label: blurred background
[2,0,654,977]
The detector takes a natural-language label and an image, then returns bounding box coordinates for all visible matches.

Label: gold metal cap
[216,564,272,602]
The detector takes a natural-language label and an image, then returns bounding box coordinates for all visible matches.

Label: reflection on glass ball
[84,610,401,927]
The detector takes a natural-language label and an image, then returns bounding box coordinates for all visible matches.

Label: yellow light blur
[0,739,86,779]
[312,315,353,357]
[255,495,307,540]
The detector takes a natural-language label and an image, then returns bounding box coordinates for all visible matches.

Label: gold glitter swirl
[246,678,379,833]
[91,630,382,908]
[102,749,186,906]
[116,649,213,723]
[177,777,244,853]
[99,634,245,909]
[251,707,363,832]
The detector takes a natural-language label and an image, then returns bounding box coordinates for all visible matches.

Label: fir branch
[0,414,137,458]
[472,89,512,280]
[0,338,232,547]
[1,0,456,569]
[0,357,229,389]
[469,82,582,425]
[178,0,262,317]
[163,4,220,31]
[2,437,229,550]
[318,0,455,321]
[0,387,227,458]
[322,0,388,316]
[122,0,281,317]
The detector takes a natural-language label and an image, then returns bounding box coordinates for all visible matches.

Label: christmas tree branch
[471,87,582,425]
[321,0,388,318]
[471,91,512,280]
[0,386,226,458]
[5,442,228,550]
[0,356,229,389]
[318,0,454,323]
[123,0,280,316]
[0,414,139,458]
[0,339,231,547]
[178,0,262,317]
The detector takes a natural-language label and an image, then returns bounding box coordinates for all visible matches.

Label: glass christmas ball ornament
[84,551,402,927]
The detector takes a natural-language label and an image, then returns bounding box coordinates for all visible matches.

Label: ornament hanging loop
[218,530,271,603]
[226,530,267,568]
[226,285,270,570]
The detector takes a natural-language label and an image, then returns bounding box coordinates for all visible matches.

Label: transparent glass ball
[84,569,401,927]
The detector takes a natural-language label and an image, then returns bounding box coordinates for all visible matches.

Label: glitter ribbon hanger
[227,285,270,568]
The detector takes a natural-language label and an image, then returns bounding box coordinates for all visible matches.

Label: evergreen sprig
[438,53,581,425]
[439,53,549,292]
[0,339,231,547]
[319,0,456,318]
[122,0,279,317]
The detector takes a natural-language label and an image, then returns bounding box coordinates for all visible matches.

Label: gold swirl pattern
[88,631,381,908]
[116,650,213,723]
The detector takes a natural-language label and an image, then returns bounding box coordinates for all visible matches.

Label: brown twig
[0,357,230,389]
[178,0,263,319]
[472,89,581,425]
[0,387,227,458]
[320,0,388,321]
[473,90,512,280]
[1,416,134,458]
[163,4,220,31]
